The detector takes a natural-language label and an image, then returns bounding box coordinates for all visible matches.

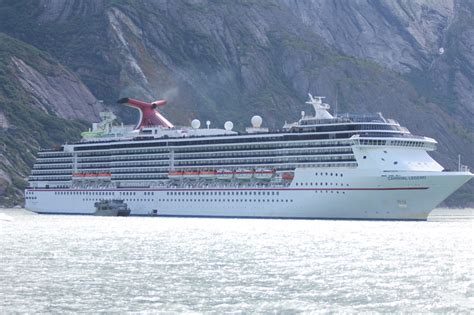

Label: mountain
[0,0,472,206]
[0,32,104,205]
[283,0,473,134]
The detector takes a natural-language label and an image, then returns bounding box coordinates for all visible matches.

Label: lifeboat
[234,169,254,180]
[254,168,275,180]
[72,173,111,181]
[168,171,183,179]
[73,172,111,177]
[199,170,217,178]
[216,169,234,180]
[282,172,295,180]
[97,172,112,177]
[182,171,200,179]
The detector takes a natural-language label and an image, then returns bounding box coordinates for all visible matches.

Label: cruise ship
[25,94,473,220]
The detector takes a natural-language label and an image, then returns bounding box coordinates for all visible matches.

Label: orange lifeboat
[168,171,183,178]
[72,172,111,180]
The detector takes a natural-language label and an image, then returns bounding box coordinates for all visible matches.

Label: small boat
[216,169,234,180]
[234,169,254,180]
[199,170,217,178]
[254,168,275,180]
[282,172,295,180]
[73,172,111,181]
[94,199,131,216]
[168,170,183,179]
[182,171,200,179]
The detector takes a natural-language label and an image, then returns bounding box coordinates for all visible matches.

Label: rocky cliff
[0,0,472,206]
[283,0,473,130]
[0,32,102,204]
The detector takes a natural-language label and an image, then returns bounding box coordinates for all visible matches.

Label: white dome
[251,115,263,128]
[224,121,234,131]
[191,119,201,129]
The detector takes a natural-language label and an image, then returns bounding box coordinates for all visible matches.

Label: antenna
[335,88,338,118]
[458,154,461,172]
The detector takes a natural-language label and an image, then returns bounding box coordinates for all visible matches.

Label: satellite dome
[224,121,234,131]
[191,119,201,129]
[251,115,263,128]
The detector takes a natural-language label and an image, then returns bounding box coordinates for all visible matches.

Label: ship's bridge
[283,94,413,140]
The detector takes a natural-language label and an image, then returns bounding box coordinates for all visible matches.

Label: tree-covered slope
[0,32,97,206]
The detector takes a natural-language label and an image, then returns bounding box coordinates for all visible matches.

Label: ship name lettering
[387,175,426,181]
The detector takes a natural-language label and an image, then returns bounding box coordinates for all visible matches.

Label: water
[0,208,473,313]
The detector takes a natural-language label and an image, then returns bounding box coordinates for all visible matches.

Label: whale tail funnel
[118,97,174,129]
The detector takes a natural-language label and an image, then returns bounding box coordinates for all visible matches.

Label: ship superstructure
[25,94,473,220]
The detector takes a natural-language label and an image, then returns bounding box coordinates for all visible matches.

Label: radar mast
[305,94,333,119]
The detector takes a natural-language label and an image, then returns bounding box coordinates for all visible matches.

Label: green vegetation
[0,32,88,206]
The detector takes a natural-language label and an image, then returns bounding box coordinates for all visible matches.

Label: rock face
[0,33,98,206]
[282,0,473,129]
[0,1,472,206]
[11,57,104,121]
[0,110,8,129]
[282,0,455,73]
[426,0,474,126]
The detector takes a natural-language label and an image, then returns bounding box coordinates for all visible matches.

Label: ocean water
[0,208,473,313]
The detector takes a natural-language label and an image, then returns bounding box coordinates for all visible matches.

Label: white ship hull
[25,169,472,220]
[24,95,473,220]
